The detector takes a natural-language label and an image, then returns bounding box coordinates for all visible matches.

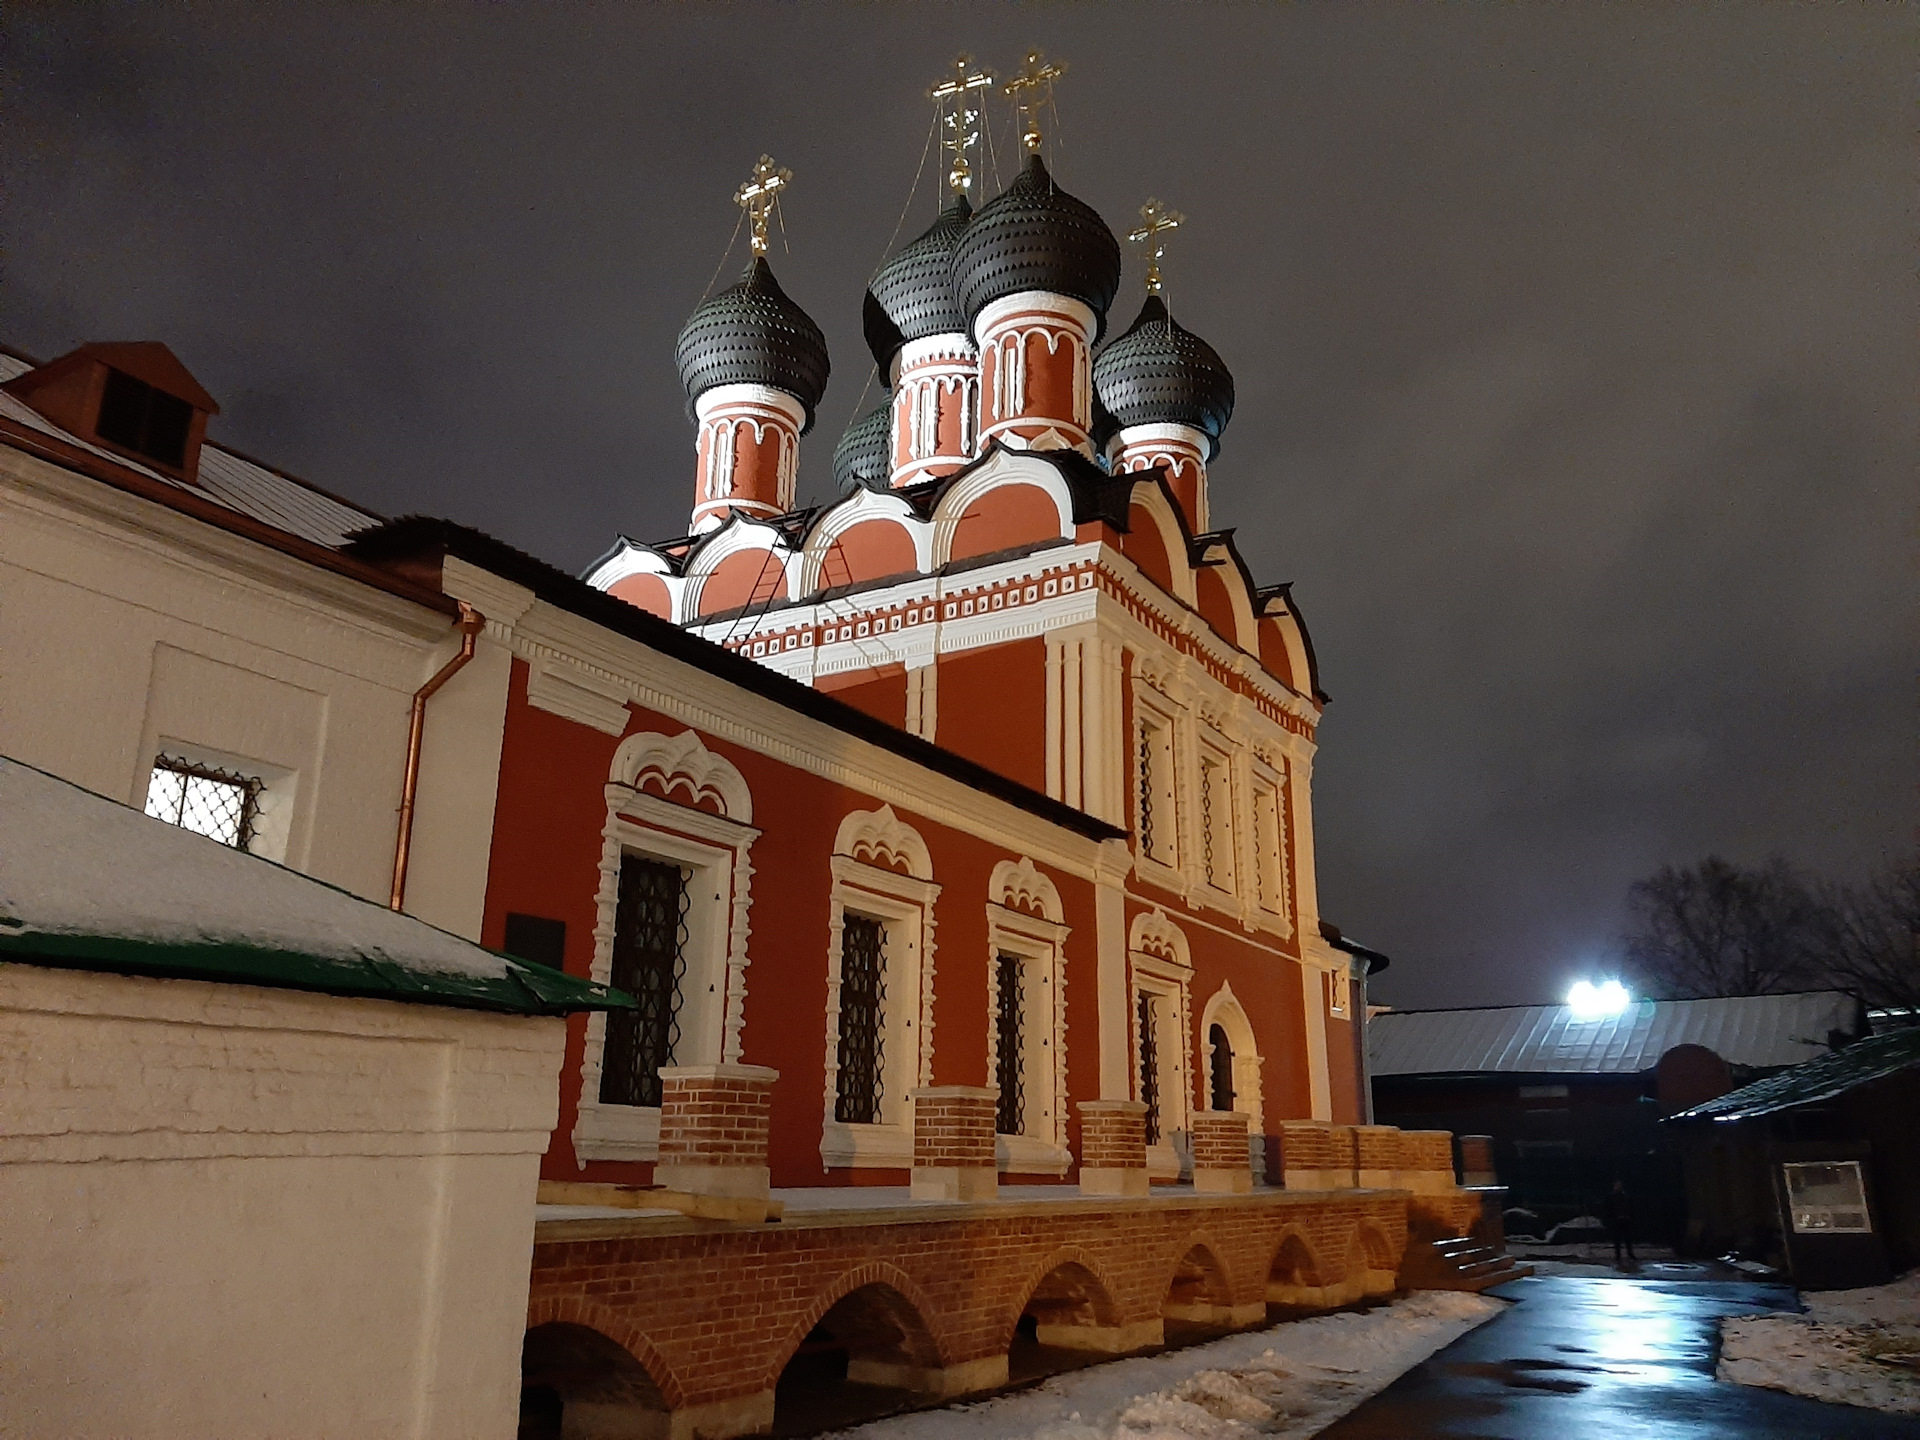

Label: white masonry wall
[0,962,567,1440]
[0,445,509,941]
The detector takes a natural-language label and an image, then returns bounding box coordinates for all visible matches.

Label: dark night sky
[4,4,1912,1008]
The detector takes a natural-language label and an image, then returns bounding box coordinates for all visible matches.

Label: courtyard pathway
[1318,1273,1920,1438]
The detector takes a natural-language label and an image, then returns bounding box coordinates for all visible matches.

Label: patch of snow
[829,1291,1503,1440]
[0,757,511,980]
[1719,1269,1920,1415]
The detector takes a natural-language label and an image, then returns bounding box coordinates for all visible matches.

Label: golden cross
[929,54,994,193]
[1003,49,1066,153]
[1128,198,1185,294]
[734,155,792,256]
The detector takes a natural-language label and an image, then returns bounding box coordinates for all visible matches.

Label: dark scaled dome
[1092,295,1235,458]
[949,154,1122,339]
[863,195,972,371]
[831,402,892,493]
[675,257,830,433]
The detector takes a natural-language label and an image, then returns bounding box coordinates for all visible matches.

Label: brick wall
[527,1187,1412,1431]
[1189,1112,1250,1171]
[1077,1100,1148,1169]
[657,1066,775,1170]
[912,1088,996,1168]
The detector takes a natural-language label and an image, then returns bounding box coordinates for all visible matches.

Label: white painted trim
[985,897,1071,1157]
[610,728,753,823]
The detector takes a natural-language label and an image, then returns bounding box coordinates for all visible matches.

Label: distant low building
[1369,991,1865,1243]
[1667,1024,1920,1286]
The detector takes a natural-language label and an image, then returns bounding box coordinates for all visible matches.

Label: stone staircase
[1400,1234,1533,1292]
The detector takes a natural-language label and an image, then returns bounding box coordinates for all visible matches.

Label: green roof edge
[0,929,633,1017]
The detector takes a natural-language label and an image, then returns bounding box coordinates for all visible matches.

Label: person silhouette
[1603,1179,1637,1267]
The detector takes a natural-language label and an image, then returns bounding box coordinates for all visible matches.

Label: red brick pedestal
[910,1087,998,1202]
[1459,1134,1497,1187]
[1190,1111,1253,1195]
[1354,1124,1402,1189]
[1397,1129,1459,1195]
[1277,1121,1356,1190]
[654,1063,777,1220]
[1077,1099,1150,1197]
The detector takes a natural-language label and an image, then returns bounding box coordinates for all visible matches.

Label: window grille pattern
[995,952,1025,1136]
[144,756,261,851]
[1137,727,1156,858]
[1137,991,1161,1145]
[1209,1023,1235,1112]
[599,855,689,1108]
[835,914,888,1124]
[1201,762,1217,884]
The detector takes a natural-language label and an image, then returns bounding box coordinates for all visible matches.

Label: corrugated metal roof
[1369,991,1861,1078]
[0,353,379,548]
[1670,1024,1920,1122]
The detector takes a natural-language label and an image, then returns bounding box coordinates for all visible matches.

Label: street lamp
[1567,978,1630,1020]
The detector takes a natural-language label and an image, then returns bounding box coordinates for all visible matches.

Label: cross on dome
[929,54,994,193]
[1129,198,1185,295]
[734,155,793,256]
[1004,49,1066,153]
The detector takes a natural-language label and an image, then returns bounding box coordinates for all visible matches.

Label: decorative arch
[1268,1226,1331,1293]
[1122,482,1196,604]
[763,1263,950,1391]
[797,487,931,596]
[682,516,798,618]
[834,804,933,880]
[1129,908,1191,969]
[1161,1236,1236,1322]
[609,729,752,823]
[1199,981,1264,1143]
[929,449,1075,567]
[1194,559,1259,655]
[989,855,1063,923]
[1004,1247,1125,1349]
[522,1298,686,1409]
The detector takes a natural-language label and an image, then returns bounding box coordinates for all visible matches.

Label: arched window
[1208,1023,1235,1112]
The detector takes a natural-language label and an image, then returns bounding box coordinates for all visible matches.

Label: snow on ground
[831,1291,1504,1440]
[1720,1269,1920,1415]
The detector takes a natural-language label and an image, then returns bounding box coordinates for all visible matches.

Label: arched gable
[1257,617,1299,688]
[930,449,1075,567]
[607,571,673,619]
[1195,564,1246,653]
[609,729,752,823]
[798,488,930,595]
[683,517,798,620]
[1120,483,1196,604]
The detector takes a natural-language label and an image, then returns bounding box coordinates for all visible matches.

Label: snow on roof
[0,351,379,548]
[1670,1024,1920,1123]
[0,756,623,1015]
[1369,991,1862,1078]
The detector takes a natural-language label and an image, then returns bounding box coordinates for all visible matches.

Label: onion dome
[1092,295,1235,458]
[949,154,1122,339]
[832,402,892,493]
[863,195,972,371]
[675,257,830,432]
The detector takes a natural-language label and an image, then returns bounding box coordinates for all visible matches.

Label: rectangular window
[1137,990,1161,1146]
[1252,780,1285,913]
[835,914,888,1125]
[598,855,689,1108]
[1200,754,1234,892]
[144,755,261,851]
[1137,717,1176,864]
[97,368,193,469]
[994,952,1025,1136]
[503,913,567,971]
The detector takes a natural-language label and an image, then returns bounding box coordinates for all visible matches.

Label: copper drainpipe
[389,603,486,910]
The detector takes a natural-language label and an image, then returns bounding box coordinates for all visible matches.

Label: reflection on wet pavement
[1318,1274,1920,1439]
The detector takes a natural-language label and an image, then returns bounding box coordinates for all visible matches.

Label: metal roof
[1369,991,1862,1078]
[1670,1024,1920,1123]
[0,352,379,548]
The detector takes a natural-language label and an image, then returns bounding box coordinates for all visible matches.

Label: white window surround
[986,857,1071,1175]
[573,731,759,1166]
[146,739,296,863]
[1129,909,1194,1180]
[1132,683,1183,889]
[821,807,939,1171]
[1197,735,1236,896]
[1200,981,1267,1182]
[1250,764,1291,929]
[1327,966,1352,1019]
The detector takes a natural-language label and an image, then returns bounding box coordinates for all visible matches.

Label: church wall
[932,637,1050,792]
[1325,1007,1361,1124]
[816,662,909,728]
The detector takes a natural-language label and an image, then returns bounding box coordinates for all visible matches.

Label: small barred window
[144,756,261,851]
[835,914,888,1125]
[994,952,1025,1136]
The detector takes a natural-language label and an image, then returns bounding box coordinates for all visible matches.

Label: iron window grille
[1208,1023,1235,1112]
[1201,761,1217,884]
[835,914,888,1125]
[598,854,689,1109]
[994,951,1025,1136]
[144,755,262,851]
[1137,727,1156,858]
[1137,990,1161,1145]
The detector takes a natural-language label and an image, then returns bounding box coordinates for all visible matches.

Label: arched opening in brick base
[1354,1224,1399,1299]
[1267,1229,1342,1314]
[520,1322,671,1440]
[772,1282,942,1437]
[1162,1241,1237,1340]
[1007,1258,1126,1381]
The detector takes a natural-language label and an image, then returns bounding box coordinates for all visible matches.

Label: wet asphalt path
[1317,1273,1920,1439]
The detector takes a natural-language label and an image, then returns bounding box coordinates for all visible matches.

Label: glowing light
[1567,978,1631,1020]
